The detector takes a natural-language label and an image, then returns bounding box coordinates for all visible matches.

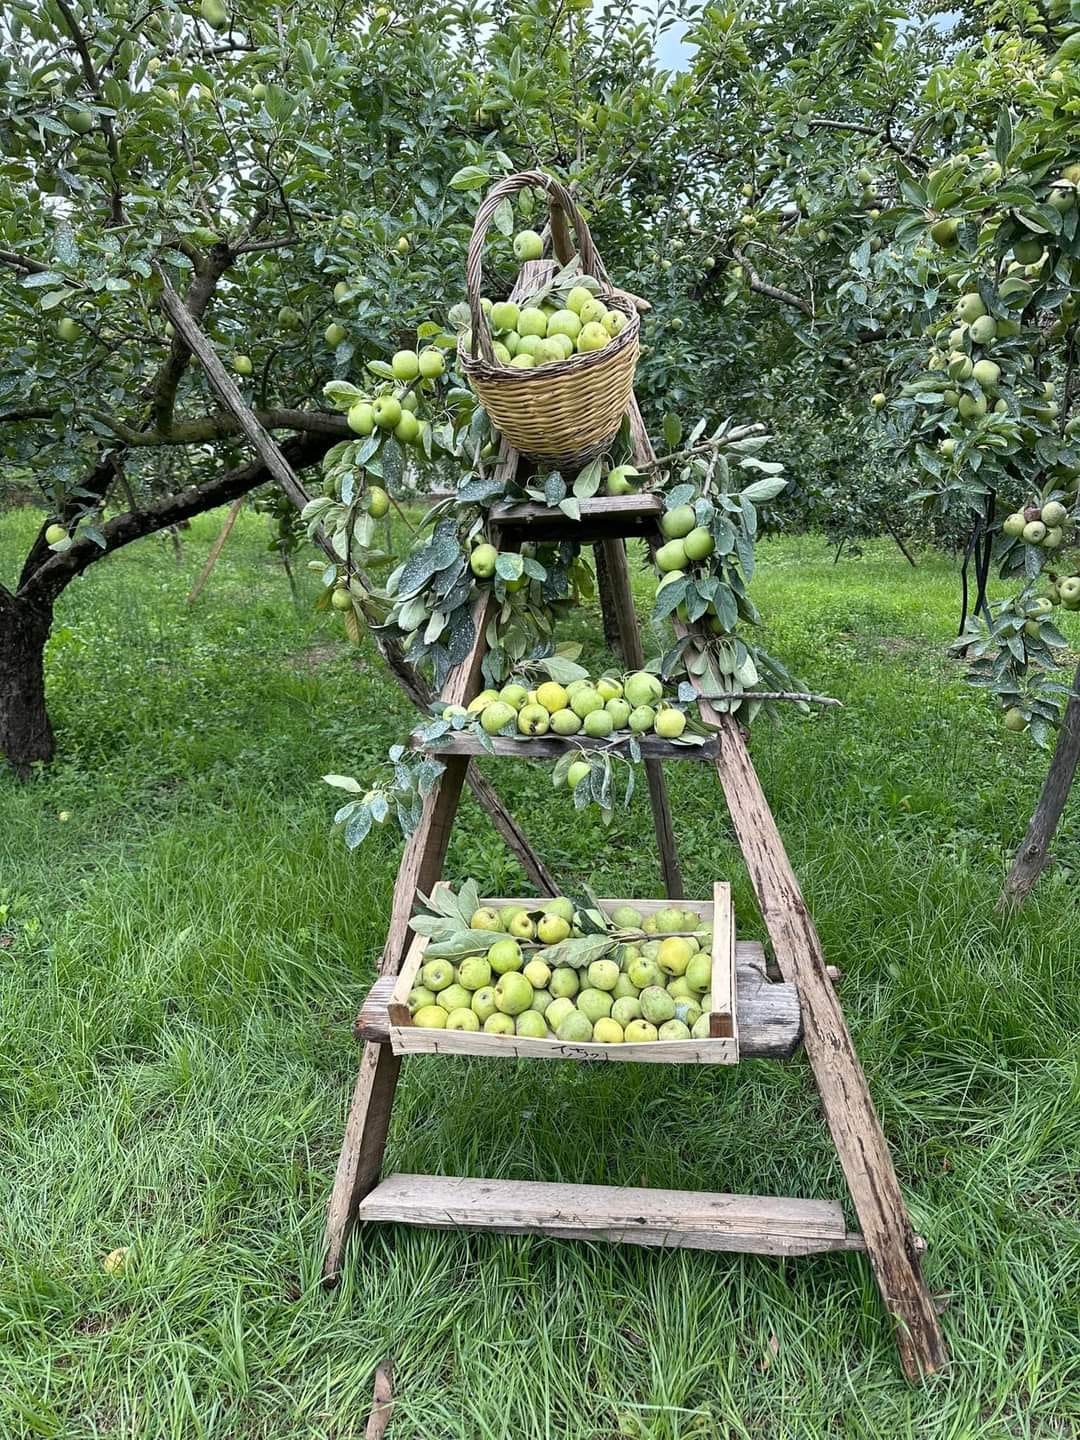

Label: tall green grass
[1,508,1078,1437]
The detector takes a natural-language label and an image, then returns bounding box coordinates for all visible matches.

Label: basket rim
[457,290,639,386]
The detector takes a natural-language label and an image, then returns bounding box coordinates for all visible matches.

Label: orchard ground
[1,505,1078,1438]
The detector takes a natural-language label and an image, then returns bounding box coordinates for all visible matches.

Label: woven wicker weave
[458,170,640,470]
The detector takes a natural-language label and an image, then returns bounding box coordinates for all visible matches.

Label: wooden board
[411,730,719,762]
[492,492,663,541]
[386,893,737,1063]
[709,881,736,1042]
[357,1174,864,1256]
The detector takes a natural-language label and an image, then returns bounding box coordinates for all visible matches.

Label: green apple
[471,986,497,1021]
[611,996,642,1027]
[955,292,987,323]
[480,701,516,735]
[686,952,712,992]
[656,540,687,573]
[682,527,714,562]
[667,976,694,1000]
[628,705,656,734]
[372,395,401,430]
[596,677,623,701]
[593,1017,624,1044]
[45,524,67,546]
[394,411,420,444]
[545,996,576,1032]
[570,687,603,718]
[488,938,523,974]
[576,322,609,352]
[523,958,551,989]
[606,465,641,496]
[447,1007,480,1032]
[508,911,535,940]
[458,956,492,991]
[610,905,642,929]
[407,986,436,1013]
[325,322,347,346]
[624,1019,658,1043]
[518,703,550,735]
[418,347,444,378]
[654,707,686,739]
[391,349,419,381]
[602,309,627,337]
[57,317,79,342]
[1002,512,1026,538]
[1042,501,1068,527]
[566,285,594,314]
[972,359,1000,390]
[499,683,528,709]
[1023,520,1047,545]
[439,984,472,1015]
[530,988,552,1015]
[627,956,662,989]
[588,959,620,992]
[691,1013,712,1039]
[537,913,570,944]
[517,307,547,338]
[640,985,675,1024]
[484,1012,515,1035]
[470,543,498,578]
[674,1001,702,1028]
[491,301,519,333]
[1003,707,1028,733]
[567,760,591,790]
[495,971,534,1015]
[513,230,543,261]
[470,905,502,930]
[969,315,997,345]
[550,708,582,736]
[549,967,580,999]
[660,505,696,539]
[556,1010,593,1042]
[232,354,253,376]
[578,297,607,326]
[412,1004,449,1028]
[516,1009,548,1039]
[658,1019,691,1041]
[421,958,454,992]
[543,897,575,922]
[348,402,375,435]
[583,709,613,738]
[658,937,692,976]
[547,309,582,340]
[613,974,640,1000]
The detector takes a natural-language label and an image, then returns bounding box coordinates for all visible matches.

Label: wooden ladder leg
[710,713,947,1381]
[597,537,684,898]
[323,1041,401,1284]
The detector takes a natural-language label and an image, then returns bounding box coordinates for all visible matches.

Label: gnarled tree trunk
[1000,659,1080,908]
[0,594,55,775]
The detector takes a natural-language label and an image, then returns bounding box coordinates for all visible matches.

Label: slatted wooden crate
[386,885,738,1064]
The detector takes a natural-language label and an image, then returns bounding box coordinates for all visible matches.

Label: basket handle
[465,170,610,364]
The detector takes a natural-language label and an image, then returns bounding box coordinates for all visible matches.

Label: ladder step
[492,492,663,541]
[411,730,719,762]
[356,942,801,1059]
[357,1174,865,1256]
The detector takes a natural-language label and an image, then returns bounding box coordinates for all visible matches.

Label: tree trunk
[1000,659,1080,907]
[0,595,55,775]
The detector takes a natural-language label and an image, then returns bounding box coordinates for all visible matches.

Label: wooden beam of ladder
[357,1174,866,1257]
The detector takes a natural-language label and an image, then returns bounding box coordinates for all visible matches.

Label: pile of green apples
[470,275,627,370]
[444,670,691,742]
[407,897,720,1044]
[343,346,445,446]
[1001,498,1072,555]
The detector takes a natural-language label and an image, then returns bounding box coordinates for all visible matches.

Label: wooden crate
[387,887,738,1064]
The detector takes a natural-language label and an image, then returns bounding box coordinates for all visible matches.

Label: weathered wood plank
[706,710,947,1379]
[413,730,718,762]
[322,1041,401,1284]
[708,881,736,1041]
[492,492,664,541]
[388,1026,738,1064]
[357,1174,864,1256]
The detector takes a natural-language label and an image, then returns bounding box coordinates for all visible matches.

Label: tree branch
[149,244,234,435]
[731,246,813,317]
[92,407,350,447]
[0,249,50,275]
[18,433,335,605]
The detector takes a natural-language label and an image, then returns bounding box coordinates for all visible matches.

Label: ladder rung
[491,492,663,540]
[411,731,719,762]
[358,1173,866,1256]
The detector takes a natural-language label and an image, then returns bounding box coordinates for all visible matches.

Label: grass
[1,505,1079,1438]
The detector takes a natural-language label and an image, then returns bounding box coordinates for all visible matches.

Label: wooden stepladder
[323,262,947,1384]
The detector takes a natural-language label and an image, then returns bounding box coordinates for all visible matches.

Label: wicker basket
[457,170,641,471]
